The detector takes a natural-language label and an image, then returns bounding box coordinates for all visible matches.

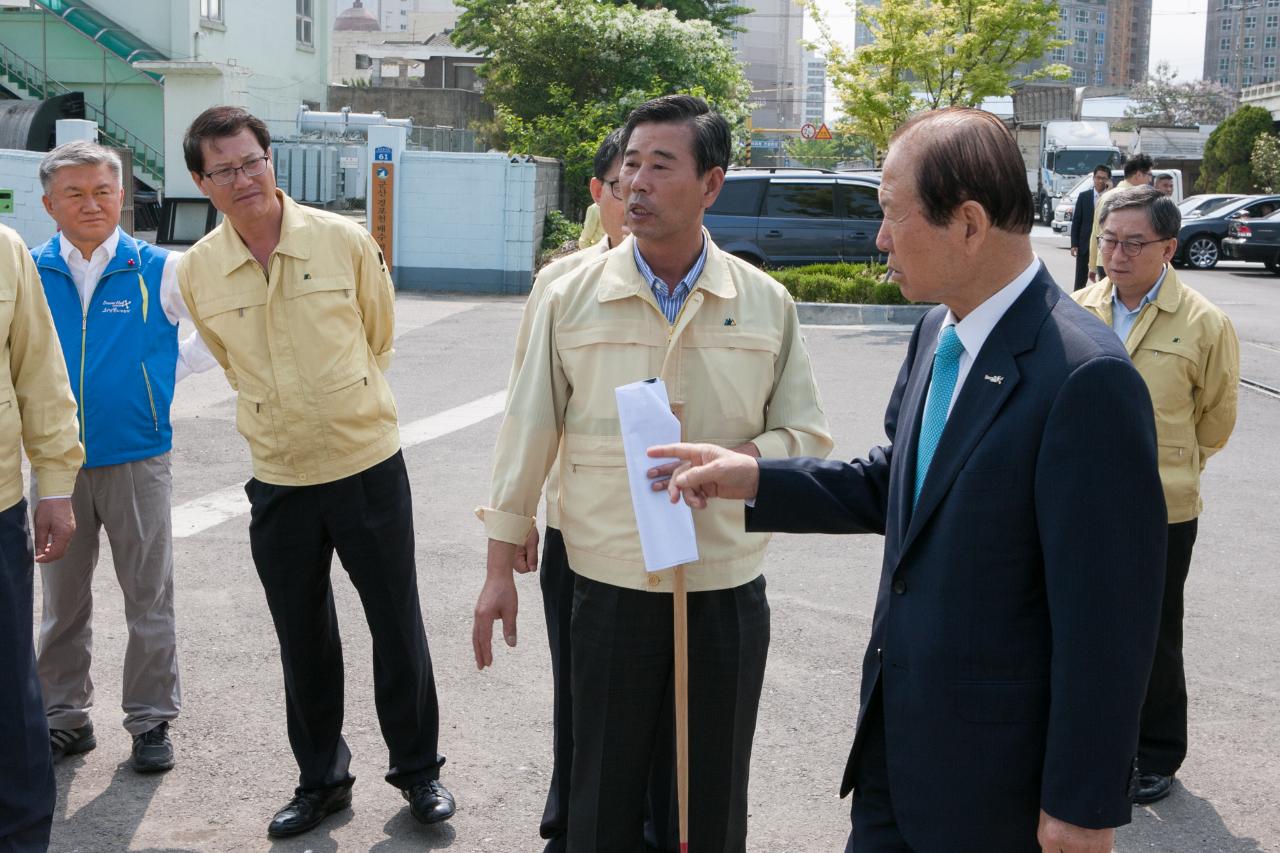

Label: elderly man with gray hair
[30,140,216,773]
[1075,184,1239,807]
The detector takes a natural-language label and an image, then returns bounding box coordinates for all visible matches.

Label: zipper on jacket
[78,310,87,454]
[140,363,159,432]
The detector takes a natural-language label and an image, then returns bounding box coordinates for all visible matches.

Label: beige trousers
[34,453,180,736]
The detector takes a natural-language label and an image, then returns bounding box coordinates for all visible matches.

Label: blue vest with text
[32,229,178,468]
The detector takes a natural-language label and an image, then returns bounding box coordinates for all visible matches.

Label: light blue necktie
[914,325,964,506]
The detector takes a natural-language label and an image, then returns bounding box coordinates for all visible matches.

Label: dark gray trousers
[566,574,769,853]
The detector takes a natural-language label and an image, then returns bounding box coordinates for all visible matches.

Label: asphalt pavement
[38,231,1280,852]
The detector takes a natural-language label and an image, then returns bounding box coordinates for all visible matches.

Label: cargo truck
[1018,120,1122,224]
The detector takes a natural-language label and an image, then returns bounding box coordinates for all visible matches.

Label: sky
[805,0,1208,83]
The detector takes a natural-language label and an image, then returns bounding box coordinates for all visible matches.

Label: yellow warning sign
[814,123,833,141]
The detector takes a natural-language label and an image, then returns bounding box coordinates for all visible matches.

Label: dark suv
[704,167,884,267]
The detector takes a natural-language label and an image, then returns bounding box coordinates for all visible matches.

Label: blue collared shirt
[1111,266,1167,344]
[632,237,708,324]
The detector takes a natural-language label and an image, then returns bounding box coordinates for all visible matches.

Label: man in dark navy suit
[648,108,1167,852]
[1071,164,1112,290]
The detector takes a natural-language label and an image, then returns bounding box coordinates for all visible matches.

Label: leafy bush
[767,262,924,305]
[540,209,582,256]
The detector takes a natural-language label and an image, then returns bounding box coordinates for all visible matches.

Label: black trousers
[845,687,912,853]
[538,529,674,853]
[245,451,443,792]
[566,574,769,853]
[0,501,54,851]
[1138,518,1199,777]
[1072,247,1091,290]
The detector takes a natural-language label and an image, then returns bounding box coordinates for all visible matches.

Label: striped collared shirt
[631,236,708,324]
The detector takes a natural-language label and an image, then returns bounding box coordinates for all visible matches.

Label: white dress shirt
[58,230,218,382]
[933,256,1041,417]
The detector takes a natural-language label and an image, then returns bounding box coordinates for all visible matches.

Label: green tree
[783,134,874,168]
[808,0,1069,158]
[1122,61,1236,128]
[1200,105,1274,193]
[454,0,750,46]
[1251,133,1280,194]
[455,0,750,212]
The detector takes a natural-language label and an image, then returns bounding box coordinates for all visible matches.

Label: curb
[797,302,932,326]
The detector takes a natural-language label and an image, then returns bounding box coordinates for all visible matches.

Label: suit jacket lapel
[898,273,1058,558]
[890,309,944,553]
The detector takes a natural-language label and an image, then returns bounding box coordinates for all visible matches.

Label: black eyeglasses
[1096,235,1169,258]
[204,155,270,186]
[604,178,623,201]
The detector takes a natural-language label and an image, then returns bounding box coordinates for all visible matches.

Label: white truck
[1021,120,1122,224]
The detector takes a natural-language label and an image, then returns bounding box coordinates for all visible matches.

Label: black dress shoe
[1133,772,1174,804]
[131,722,175,773]
[403,780,455,825]
[50,723,96,763]
[267,783,353,838]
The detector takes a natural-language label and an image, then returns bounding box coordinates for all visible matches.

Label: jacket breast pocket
[954,678,1048,724]
[681,328,780,425]
[1134,339,1198,407]
[199,288,269,373]
[285,275,366,387]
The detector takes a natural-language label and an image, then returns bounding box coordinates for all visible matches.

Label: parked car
[704,167,884,266]
[1178,194,1244,219]
[1221,207,1280,273]
[1050,169,1184,233]
[1174,194,1280,269]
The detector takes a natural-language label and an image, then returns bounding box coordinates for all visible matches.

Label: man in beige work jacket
[0,223,83,851]
[1076,184,1239,807]
[177,106,452,839]
[1088,153,1153,281]
[473,94,832,852]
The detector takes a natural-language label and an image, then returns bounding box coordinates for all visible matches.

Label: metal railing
[30,0,166,83]
[406,125,483,153]
[0,42,164,185]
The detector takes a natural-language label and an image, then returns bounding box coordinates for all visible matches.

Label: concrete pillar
[55,119,98,145]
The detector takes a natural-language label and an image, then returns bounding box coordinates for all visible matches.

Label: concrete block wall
[531,157,562,254]
[394,150,560,294]
[0,151,55,248]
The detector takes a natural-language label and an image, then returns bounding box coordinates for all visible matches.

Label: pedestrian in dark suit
[1071,164,1112,290]
[648,108,1167,852]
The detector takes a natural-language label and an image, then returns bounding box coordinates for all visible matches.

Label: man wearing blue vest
[31,141,216,773]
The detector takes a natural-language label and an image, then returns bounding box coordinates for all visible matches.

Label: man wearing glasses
[176,106,454,838]
[1075,184,1239,807]
[1088,154,1153,282]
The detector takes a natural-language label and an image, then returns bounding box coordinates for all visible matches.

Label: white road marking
[171,390,506,538]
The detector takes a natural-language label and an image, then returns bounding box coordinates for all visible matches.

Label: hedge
[768,262,926,306]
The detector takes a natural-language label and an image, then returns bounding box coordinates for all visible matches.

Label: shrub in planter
[767,261,919,305]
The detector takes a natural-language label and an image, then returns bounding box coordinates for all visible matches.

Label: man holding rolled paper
[473,94,831,852]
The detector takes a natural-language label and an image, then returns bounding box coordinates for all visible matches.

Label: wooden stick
[673,563,690,852]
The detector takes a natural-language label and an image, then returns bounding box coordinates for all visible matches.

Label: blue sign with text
[374,146,393,162]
